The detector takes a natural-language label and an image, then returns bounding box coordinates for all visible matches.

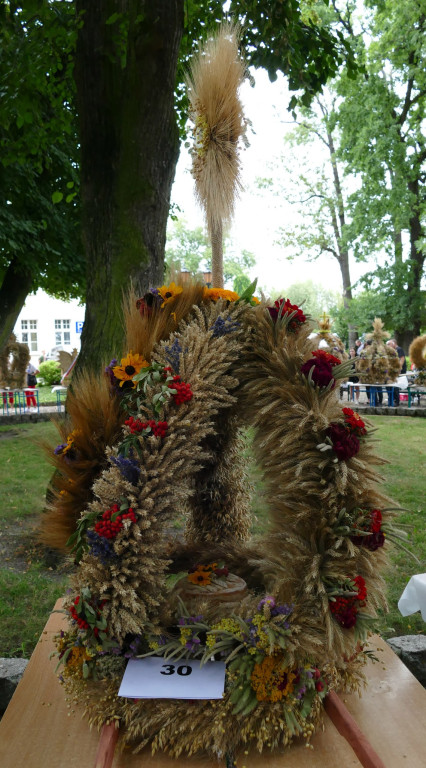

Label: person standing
[387,339,406,405]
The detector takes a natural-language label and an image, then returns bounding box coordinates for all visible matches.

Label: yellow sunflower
[158,282,183,307]
[203,287,239,302]
[113,351,149,388]
[187,570,212,586]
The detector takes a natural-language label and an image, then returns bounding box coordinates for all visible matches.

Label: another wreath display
[47,284,404,759]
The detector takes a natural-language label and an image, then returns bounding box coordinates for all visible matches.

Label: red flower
[169,375,193,404]
[326,423,360,460]
[370,509,382,533]
[94,504,137,540]
[267,298,306,329]
[315,681,325,692]
[329,576,367,629]
[354,575,367,603]
[342,407,367,436]
[312,349,341,367]
[301,350,340,388]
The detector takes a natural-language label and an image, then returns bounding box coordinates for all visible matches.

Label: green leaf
[51,191,63,204]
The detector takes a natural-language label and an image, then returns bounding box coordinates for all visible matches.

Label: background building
[13,290,85,366]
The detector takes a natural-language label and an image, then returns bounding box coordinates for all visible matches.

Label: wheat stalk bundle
[186,23,246,288]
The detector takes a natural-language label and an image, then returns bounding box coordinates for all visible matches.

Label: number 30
[160,664,192,676]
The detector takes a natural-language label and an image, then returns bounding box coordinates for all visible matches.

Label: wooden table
[1,601,425,768]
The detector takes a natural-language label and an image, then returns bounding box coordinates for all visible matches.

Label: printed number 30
[160,664,192,676]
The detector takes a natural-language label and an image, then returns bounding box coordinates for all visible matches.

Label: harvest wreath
[45,282,404,759]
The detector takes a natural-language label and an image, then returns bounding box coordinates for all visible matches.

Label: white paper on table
[118,656,226,700]
[398,573,426,621]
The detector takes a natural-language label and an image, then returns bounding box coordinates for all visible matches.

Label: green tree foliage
[0,1,84,354]
[258,96,355,324]
[334,0,426,345]
[165,218,255,293]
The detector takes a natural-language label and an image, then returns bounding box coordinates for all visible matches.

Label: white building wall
[13,289,85,366]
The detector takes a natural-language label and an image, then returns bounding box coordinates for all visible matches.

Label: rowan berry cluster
[124,416,168,438]
[94,504,137,540]
[169,374,193,404]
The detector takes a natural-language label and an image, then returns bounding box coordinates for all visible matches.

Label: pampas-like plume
[186,23,246,287]
[409,334,426,370]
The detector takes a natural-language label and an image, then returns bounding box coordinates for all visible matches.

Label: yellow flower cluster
[63,645,92,680]
[251,654,297,703]
[203,287,239,302]
[179,627,192,646]
[61,428,81,456]
[206,616,244,650]
[250,613,270,651]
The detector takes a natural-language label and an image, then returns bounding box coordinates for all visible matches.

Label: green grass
[0,568,67,658]
[0,422,58,521]
[0,417,424,657]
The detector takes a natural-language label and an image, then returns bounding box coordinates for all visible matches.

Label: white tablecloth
[398,573,426,620]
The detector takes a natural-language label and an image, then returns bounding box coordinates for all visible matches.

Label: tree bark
[74,0,184,374]
[0,257,33,355]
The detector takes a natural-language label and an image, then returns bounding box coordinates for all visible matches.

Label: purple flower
[257,596,276,612]
[87,530,117,564]
[110,455,140,485]
[164,338,182,373]
[210,316,240,338]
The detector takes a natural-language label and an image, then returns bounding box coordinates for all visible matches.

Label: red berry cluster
[69,595,106,637]
[69,595,89,630]
[94,503,137,539]
[125,416,168,438]
[169,374,193,404]
[329,575,367,629]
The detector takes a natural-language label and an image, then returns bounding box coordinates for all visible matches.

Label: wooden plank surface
[0,599,424,768]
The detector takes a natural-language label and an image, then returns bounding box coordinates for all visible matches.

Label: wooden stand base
[1,600,425,767]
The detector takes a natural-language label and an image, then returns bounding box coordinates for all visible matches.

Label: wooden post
[93,723,120,768]
[324,690,387,768]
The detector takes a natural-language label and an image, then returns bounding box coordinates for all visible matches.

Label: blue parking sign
[76,321,84,333]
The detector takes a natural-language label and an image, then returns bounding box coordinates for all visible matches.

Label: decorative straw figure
[186,23,246,289]
[409,334,426,386]
[309,312,348,361]
[357,317,400,384]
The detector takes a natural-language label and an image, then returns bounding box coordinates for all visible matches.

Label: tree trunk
[74,0,184,374]
[0,257,33,355]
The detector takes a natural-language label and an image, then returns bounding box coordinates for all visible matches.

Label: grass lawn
[0,416,424,658]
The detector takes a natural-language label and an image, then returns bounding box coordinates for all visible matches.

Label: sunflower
[187,570,212,586]
[158,282,183,307]
[203,287,239,302]
[113,352,149,388]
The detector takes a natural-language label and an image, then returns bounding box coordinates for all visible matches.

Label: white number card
[118,656,226,700]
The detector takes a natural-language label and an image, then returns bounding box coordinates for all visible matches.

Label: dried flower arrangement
[44,282,406,760]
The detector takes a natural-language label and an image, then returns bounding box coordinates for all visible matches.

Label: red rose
[326,423,360,460]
